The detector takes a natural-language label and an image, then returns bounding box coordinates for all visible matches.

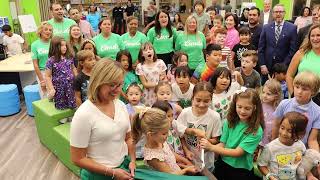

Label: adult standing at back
[297,5,320,48]
[224,13,240,50]
[294,7,312,32]
[31,22,53,98]
[207,0,222,14]
[93,17,124,59]
[147,10,177,66]
[48,3,76,40]
[287,25,320,103]
[87,5,101,33]
[69,8,95,39]
[248,7,262,49]
[112,0,126,35]
[259,0,273,25]
[175,15,206,71]
[121,16,147,67]
[258,4,297,83]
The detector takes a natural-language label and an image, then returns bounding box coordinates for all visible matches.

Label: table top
[0,53,34,72]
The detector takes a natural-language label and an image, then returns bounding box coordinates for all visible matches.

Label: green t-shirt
[93,33,124,60]
[48,18,76,40]
[220,121,263,170]
[121,31,147,63]
[147,27,177,54]
[31,39,50,70]
[298,50,320,76]
[175,32,206,70]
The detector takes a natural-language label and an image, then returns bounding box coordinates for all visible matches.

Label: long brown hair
[69,24,83,49]
[48,36,73,61]
[300,24,320,53]
[227,88,264,134]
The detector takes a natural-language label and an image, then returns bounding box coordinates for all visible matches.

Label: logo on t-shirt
[101,44,119,51]
[184,40,202,47]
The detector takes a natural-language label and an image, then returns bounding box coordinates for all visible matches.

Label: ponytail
[131,113,143,144]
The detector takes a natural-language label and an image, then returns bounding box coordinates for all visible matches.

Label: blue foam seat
[0,84,20,116]
[23,84,41,116]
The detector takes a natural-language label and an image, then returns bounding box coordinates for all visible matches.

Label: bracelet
[265,172,277,180]
[104,166,115,179]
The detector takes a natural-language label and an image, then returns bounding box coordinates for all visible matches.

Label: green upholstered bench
[32,99,79,175]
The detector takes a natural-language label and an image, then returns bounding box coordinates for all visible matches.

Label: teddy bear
[297,149,320,179]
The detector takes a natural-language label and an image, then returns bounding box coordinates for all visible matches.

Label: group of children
[42,28,320,179]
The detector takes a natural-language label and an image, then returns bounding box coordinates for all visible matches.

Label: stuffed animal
[297,149,320,179]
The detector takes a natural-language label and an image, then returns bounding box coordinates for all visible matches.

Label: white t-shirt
[210,82,241,122]
[70,99,131,167]
[3,34,24,56]
[171,82,194,102]
[264,11,270,25]
[257,138,306,180]
[177,107,222,169]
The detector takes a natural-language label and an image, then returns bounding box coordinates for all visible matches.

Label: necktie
[275,24,281,44]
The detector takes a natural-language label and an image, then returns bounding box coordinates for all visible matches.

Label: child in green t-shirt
[116,50,141,103]
[200,88,263,179]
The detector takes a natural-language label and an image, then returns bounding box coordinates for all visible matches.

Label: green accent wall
[0,0,41,46]
[0,1,13,27]
[253,0,293,20]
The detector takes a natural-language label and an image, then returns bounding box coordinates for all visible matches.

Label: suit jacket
[258,21,298,70]
[259,11,273,25]
[297,24,312,49]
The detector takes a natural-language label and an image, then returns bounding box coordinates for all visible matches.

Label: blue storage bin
[0,84,20,116]
[23,84,40,116]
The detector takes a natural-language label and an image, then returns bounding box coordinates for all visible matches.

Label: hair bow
[235,86,247,95]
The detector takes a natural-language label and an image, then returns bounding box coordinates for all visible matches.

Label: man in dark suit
[259,0,273,25]
[297,5,320,48]
[258,4,297,83]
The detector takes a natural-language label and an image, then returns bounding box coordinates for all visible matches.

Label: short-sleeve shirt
[147,27,177,54]
[122,70,141,93]
[175,32,206,70]
[93,33,124,59]
[210,82,241,122]
[48,18,77,40]
[171,82,194,108]
[257,138,306,180]
[121,31,148,63]
[273,98,320,144]
[220,121,263,170]
[86,12,101,32]
[232,43,256,68]
[70,99,131,167]
[235,67,261,88]
[193,12,211,33]
[31,39,50,70]
[193,62,217,81]
[177,107,222,169]
[144,142,181,172]
[3,34,24,56]
[73,71,90,103]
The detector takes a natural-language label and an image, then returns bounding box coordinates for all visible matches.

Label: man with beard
[248,7,263,50]
[48,3,76,40]
[297,5,320,48]
[258,4,297,84]
[69,8,95,39]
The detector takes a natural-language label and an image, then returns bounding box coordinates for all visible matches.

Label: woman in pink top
[294,7,313,32]
[224,13,240,49]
